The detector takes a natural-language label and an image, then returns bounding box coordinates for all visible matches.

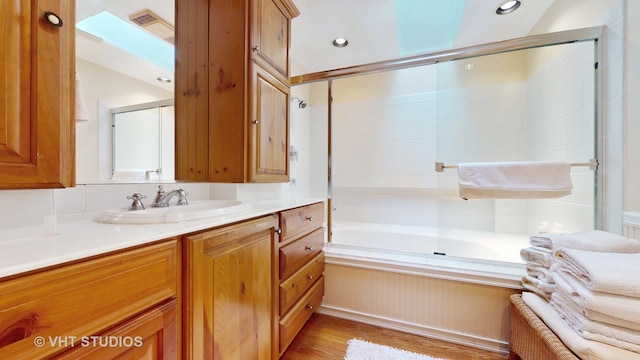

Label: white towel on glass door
[457,161,572,200]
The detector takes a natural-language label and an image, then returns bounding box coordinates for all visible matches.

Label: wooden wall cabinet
[0,0,75,189]
[176,0,299,183]
[0,240,179,359]
[182,215,279,359]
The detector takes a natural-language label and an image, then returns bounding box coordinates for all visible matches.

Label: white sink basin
[93,200,251,224]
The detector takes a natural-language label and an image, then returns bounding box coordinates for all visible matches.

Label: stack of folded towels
[522,230,640,354]
[520,237,555,300]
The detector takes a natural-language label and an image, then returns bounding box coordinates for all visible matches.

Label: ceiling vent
[129,10,174,44]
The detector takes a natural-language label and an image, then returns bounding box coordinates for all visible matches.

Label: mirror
[75,0,175,183]
[111,100,175,181]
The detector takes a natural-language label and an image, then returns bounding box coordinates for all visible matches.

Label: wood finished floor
[281,314,507,360]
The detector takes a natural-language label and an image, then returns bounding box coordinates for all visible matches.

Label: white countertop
[0,198,324,279]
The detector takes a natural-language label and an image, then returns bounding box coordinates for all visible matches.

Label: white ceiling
[290,0,554,75]
[76,0,555,90]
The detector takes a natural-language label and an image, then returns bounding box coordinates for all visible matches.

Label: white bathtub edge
[323,246,525,289]
[316,304,509,354]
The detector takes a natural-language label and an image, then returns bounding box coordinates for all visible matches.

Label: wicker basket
[509,294,580,360]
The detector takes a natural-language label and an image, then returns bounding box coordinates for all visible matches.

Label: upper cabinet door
[249,65,289,182]
[251,0,300,82]
[0,0,75,189]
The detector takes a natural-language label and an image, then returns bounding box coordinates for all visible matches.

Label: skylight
[394,0,467,56]
[76,11,174,71]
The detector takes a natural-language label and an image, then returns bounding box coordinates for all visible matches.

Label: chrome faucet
[151,185,189,207]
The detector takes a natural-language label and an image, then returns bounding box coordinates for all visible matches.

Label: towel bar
[434,159,599,172]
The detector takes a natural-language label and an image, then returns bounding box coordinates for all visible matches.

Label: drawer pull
[305,245,313,252]
[305,304,314,310]
[307,275,313,281]
[305,216,313,222]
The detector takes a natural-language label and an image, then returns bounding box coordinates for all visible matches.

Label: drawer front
[280,252,324,315]
[0,240,179,359]
[279,202,324,242]
[54,299,178,360]
[279,277,324,354]
[279,228,324,280]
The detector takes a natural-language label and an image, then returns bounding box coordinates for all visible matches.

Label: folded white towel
[552,271,640,328]
[551,292,640,344]
[550,293,640,353]
[522,284,552,301]
[111,169,147,181]
[526,264,551,282]
[531,230,640,252]
[457,161,572,200]
[554,248,640,297]
[550,289,640,331]
[522,292,640,360]
[520,246,552,267]
[522,275,554,301]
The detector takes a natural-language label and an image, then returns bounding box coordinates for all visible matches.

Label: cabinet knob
[252,119,259,125]
[43,11,63,27]
[307,275,313,281]
[305,245,313,252]
[276,228,282,235]
[305,216,313,222]
[305,304,314,310]
[253,45,260,52]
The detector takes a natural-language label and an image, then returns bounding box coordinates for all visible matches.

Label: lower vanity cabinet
[277,202,325,356]
[0,239,180,360]
[182,214,279,360]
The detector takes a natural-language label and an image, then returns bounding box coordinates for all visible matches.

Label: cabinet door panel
[0,0,75,188]
[253,0,289,79]
[250,65,289,182]
[184,215,278,359]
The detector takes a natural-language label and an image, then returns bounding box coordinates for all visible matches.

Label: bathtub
[329,221,528,264]
[319,221,527,353]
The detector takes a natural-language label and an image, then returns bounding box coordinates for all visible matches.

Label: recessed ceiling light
[495,0,521,15]
[157,77,171,83]
[332,37,349,48]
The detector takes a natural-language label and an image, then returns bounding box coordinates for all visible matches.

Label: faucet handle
[127,193,147,211]
[176,189,189,206]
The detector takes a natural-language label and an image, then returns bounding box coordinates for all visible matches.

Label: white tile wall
[0,189,56,241]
